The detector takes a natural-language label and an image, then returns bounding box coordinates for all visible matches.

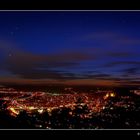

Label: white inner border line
[0,10,139,130]
[0,10,140,11]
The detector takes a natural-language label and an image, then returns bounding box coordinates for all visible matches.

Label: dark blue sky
[0,11,140,86]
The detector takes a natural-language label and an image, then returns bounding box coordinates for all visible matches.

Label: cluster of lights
[9,107,19,116]
[0,87,117,117]
[103,92,115,100]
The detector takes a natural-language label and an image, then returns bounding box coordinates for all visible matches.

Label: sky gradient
[0,11,140,86]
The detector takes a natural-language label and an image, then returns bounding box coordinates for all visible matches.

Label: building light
[104,93,109,99]
[28,106,35,110]
[38,109,44,114]
[9,107,19,115]
[110,93,115,97]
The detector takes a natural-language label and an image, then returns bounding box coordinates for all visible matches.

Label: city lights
[38,109,44,114]
[9,107,19,116]
[0,87,140,129]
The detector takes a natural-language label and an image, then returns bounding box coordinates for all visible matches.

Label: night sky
[0,11,140,86]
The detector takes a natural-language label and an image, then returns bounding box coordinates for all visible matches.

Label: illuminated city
[0,86,140,129]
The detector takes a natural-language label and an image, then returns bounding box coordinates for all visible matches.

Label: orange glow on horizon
[0,77,139,87]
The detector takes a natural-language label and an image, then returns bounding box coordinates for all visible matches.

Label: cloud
[103,61,140,68]
[118,38,140,45]
[0,40,96,80]
[106,52,134,57]
[117,67,140,80]
[121,67,140,75]
[0,39,139,86]
[84,31,140,46]
[115,80,140,86]
[85,31,118,41]
[83,73,111,79]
